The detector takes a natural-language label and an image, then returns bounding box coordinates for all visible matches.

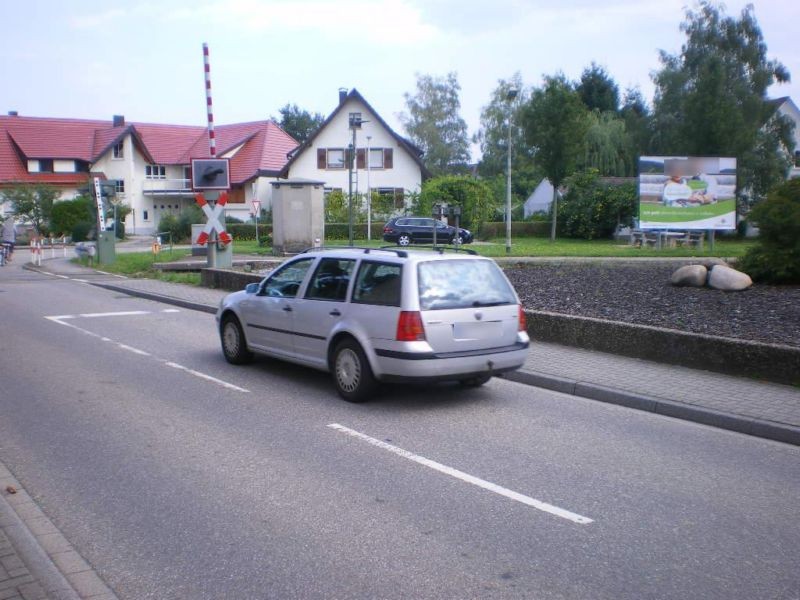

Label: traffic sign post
[252,199,261,245]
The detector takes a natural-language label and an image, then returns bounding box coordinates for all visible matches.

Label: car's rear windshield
[417,260,516,310]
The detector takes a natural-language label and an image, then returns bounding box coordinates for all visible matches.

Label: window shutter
[384,148,394,169]
[394,188,405,208]
[356,149,366,169]
[317,148,326,169]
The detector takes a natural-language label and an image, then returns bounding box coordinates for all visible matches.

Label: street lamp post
[505,88,518,255]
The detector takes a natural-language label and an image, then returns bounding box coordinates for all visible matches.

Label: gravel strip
[505,264,800,348]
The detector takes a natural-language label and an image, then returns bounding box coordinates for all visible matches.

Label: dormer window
[38,159,54,173]
[113,141,124,159]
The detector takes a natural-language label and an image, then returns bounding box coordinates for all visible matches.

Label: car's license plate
[453,321,502,340]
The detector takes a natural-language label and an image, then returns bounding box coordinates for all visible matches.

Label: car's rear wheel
[459,374,492,388]
[221,315,254,365]
[397,233,411,246]
[332,339,376,402]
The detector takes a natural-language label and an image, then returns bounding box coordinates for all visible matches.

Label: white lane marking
[79,310,153,318]
[45,316,249,393]
[45,309,181,321]
[327,423,594,525]
[165,362,250,393]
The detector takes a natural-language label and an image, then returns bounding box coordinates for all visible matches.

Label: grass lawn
[73,248,202,285]
[233,236,755,259]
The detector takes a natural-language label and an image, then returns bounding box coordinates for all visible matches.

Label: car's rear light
[383,226,391,233]
[518,305,527,332]
[396,311,426,341]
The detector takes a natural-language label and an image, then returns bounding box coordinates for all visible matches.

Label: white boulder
[671,264,708,287]
[708,264,753,291]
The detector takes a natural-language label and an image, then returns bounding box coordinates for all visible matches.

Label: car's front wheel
[332,339,376,402]
[220,315,254,365]
[397,233,412,246]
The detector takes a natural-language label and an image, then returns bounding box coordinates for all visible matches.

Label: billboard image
[638,156,737,230]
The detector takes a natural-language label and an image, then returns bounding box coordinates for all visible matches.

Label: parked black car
[382,217,473,246]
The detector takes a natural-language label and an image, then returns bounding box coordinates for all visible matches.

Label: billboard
[638,156,737,230]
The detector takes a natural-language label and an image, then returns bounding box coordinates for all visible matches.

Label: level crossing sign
[195,192,232,246]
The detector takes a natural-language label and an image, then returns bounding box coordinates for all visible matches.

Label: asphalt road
[1,264,799,599]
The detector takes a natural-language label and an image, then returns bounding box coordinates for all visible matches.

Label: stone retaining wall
[201,268,263,290]
[525,310,800,386]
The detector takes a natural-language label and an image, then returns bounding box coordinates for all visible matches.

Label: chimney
[338,88,348,105]
[112,115,125,127]
[7,111,18,116]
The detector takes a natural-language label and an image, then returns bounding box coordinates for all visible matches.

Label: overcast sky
[2,0,798,158]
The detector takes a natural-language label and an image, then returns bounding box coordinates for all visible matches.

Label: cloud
[165,0,439,44]
[69,8,128,29]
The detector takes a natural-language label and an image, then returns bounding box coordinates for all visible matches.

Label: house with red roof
[0,112,298,234]
[283,89,429,208]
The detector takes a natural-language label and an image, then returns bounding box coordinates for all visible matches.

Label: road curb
[92,282,218,314]
[505,370,800,446]
[0,465,118,600]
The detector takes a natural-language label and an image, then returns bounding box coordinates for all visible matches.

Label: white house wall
[287,97,422,197]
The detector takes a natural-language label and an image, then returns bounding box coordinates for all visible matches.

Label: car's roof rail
[379,244,478,256]
[300,245,409,258]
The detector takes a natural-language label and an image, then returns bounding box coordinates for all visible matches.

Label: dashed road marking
[328,423,594,525]
[45,313,249,394]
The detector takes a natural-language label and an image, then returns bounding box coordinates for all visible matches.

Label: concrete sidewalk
[29,255,800,447]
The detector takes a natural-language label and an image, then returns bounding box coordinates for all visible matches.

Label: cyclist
[1,216,18,263]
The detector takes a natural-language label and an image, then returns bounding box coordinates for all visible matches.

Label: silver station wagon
[216,247,530,401]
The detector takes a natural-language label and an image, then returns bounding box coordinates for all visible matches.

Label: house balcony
[142,179,194,196]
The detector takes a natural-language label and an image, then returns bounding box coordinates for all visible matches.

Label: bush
[50,196,94,236]
[416,175,494,229]
[157,205,204,243]
[738,178,800,283]
[476,221,550,240]
[71,221,93,242]
[324,223,384,241]
[558,170,637,239]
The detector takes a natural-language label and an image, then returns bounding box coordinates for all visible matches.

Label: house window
[368,148,384,169]
[146,164,166,179]
[39,159,54,173]
[795,150,800,167]
[113,141,124,159]
[74,160,89,173]
[348,112,362,128]
[143,210,149,221]
[377,187,405,209]
[114,180,125,194]
[326,149,345,169]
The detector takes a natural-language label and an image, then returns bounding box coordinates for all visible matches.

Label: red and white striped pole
[203,42,216,157]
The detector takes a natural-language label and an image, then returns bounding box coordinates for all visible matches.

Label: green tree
[275,103,324,144]
[415,175,494,230]
[620,87,652,161]
[0,184,59,234]
[576,63,620,114]
[580,111,634,176]
[521,74,590,240]
[558,170,637,239]
[738,178,800,283]
[474,73,532,178]
[650,2,793,203]
[400,72,471,175]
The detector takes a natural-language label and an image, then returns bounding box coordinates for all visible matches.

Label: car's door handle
[282,305,292,312]
[329,309,341,316]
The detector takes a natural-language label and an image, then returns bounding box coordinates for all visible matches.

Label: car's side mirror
[245,282,260,294]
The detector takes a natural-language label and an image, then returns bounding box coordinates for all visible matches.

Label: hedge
[476,221,550,240]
